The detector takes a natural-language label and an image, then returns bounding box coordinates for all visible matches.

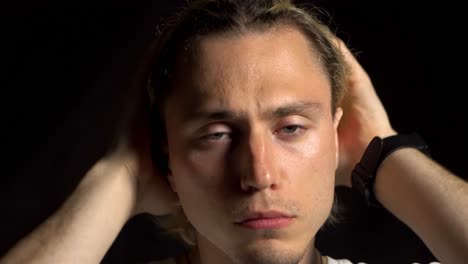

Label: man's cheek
[288,139,336,190]
[173,159,226,198]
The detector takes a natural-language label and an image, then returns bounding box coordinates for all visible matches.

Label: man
[1,1,467,263]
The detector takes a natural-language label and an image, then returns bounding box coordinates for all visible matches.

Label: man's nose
[239,131,279,192]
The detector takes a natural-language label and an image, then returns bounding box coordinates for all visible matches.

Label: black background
[1,0,466,263]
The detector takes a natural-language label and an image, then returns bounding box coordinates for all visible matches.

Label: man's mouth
[234,210,296,229]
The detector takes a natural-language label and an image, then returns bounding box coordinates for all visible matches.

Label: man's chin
[232,239,308,264]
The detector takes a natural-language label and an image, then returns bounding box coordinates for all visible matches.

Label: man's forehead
[166,25,332,119]
[187,25,326,78]
[179,100,324,123]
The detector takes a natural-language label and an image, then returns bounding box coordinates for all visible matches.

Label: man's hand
[335,40,396,187]
[110,82,178,217]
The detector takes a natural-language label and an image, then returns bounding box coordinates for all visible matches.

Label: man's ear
[333,107,343,129]
[333,107,343,169]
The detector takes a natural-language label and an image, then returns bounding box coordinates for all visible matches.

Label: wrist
[82,156,139,219]
[352,129,398,170]
[351,132,429,207]
[373,148,418,204]
[357,128,397,159]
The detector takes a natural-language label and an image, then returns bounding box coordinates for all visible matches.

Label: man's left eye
[282,125,300,133]
[277,125,305,136]
[203,132,230,141]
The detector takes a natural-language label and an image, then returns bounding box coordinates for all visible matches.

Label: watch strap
[351,132,430,207]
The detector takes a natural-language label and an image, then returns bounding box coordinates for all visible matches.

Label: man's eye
[277,125,305,137]
[202,132,231,141]
[282,125,300,133]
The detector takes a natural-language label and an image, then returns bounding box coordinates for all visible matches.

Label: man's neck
[188,232,321,264]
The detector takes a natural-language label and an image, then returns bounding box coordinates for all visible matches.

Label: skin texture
[164,26,342,264]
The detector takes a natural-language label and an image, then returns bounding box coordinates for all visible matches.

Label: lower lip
[237,217,294,229]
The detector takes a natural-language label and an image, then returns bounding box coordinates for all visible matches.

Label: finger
[333,37,374,88]
[333,38,363,73]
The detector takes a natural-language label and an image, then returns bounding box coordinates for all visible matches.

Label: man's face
[164,26,342,264]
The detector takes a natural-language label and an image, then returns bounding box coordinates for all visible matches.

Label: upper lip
[235,210,295,223]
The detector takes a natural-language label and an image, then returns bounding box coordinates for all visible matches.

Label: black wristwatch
[351,132,430,207]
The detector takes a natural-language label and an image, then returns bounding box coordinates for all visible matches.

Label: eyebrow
[183,101,323,125]
[266,101,322,119]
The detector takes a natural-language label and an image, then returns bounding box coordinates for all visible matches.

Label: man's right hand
[108,88,178,217]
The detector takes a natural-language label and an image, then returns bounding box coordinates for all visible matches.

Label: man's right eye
[201,132,231,141]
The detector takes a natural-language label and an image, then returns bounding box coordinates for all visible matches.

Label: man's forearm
[374,148,468,263]
[1,157,137,264]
